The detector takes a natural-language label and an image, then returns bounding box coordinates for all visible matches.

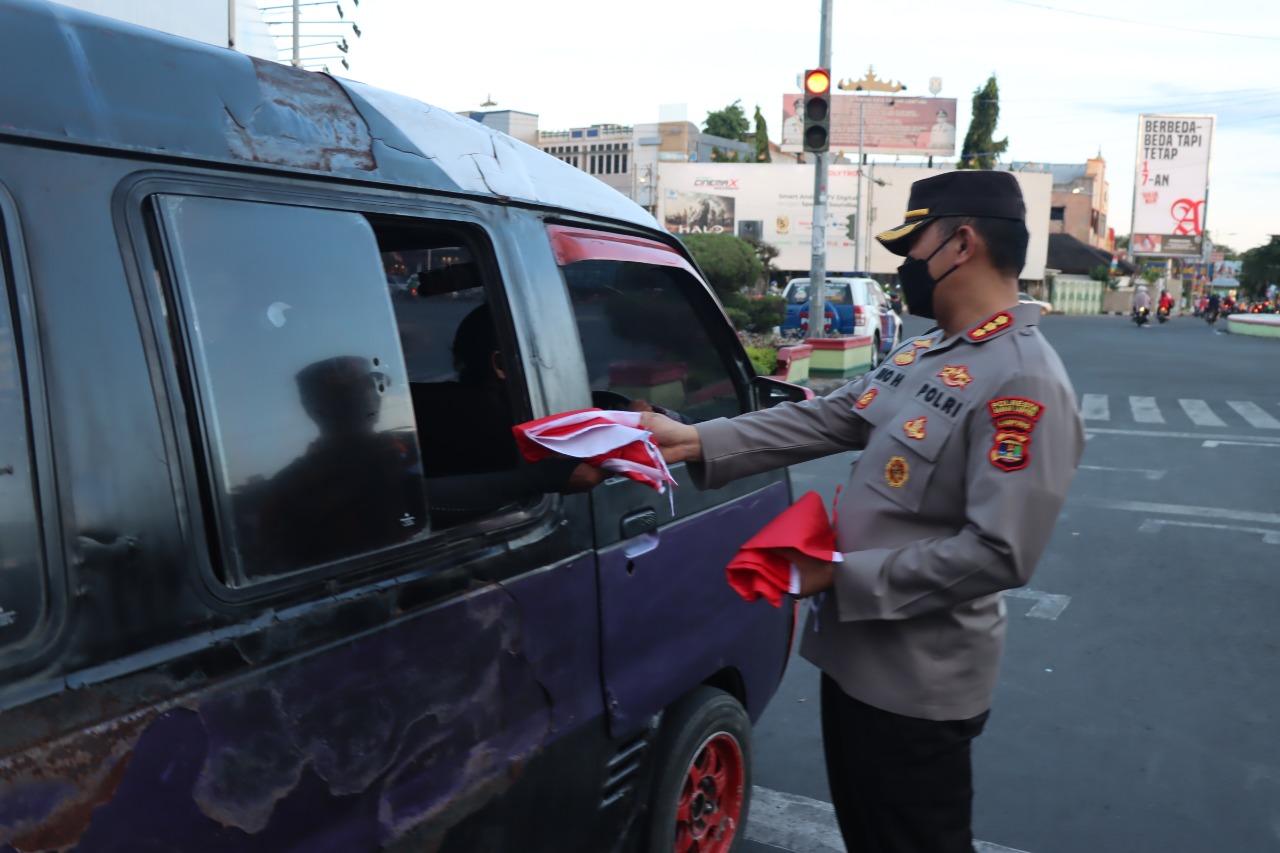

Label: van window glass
[154,196,427,586]
[0,237,47,654]
[562,260,743,423]
[376,228,543,530]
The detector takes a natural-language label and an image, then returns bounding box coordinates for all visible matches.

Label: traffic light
[846,213,857,240]
[803,69,831,153]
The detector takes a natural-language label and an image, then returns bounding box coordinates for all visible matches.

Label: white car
[1018,292,1053,315]
[782,276,902,365]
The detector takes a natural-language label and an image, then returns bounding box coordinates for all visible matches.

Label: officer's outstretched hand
[639,411,703,464]
[768,548,835,598]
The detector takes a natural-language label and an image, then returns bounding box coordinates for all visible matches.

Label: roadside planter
[772,344,812,384]
[1226,314,1280,339]
[807,335,874,379]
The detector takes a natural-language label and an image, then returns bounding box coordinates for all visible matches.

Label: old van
[0,2,806,851]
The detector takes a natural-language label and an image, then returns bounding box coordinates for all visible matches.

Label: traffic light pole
[806,0,833,340]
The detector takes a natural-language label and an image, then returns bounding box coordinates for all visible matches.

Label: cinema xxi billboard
[1131,114,1214,257]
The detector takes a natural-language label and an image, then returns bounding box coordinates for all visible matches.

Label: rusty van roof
[0,0,656,229]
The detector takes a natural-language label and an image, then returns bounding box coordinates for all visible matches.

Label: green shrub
[682,233,764,299]
[744,345,779,377]
[749,295,785,331]
[724,306,751,330]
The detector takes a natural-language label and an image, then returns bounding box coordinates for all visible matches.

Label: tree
[959,75,1008,170]
[703,100,750,142]
[1115,235,1130,251]
[1239,236,1280,299]
[681,233,763,299]
[752,105,772,163]
[745,238,781,288]
[709,146,740,163]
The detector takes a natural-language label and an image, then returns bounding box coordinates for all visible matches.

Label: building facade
[1013,157,1112,252]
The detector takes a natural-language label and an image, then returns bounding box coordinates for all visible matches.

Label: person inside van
[415,302,606,525]
[255,355,427,573]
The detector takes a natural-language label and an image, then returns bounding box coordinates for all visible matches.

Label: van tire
[644,686,752,853]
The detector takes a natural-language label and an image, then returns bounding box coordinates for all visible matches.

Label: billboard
[656,164,1051,278]
[781,95,958,157]
[1131,114,1214,257]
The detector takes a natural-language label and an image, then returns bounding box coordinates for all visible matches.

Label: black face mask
[897,232,959,320]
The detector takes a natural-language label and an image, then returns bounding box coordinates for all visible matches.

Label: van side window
[153,196,427,586]
[561,258,744,423]
[0,235,47,653]
[374,224,548,530]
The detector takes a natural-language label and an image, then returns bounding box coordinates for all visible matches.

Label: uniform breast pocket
[865,402,958,512]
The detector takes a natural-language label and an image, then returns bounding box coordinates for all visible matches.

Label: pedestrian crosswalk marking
[1079,394,1280,431]
[1129,396,1165,424]
[1080,393,1109,421]
[1178,399,1226,427]
[1227,401,1280,430]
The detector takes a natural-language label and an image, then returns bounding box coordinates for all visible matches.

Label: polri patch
[893,349,917,366]
[855,388,878,410]
[967,311,1014,341]
[885,456,910,488]
[986,396,1046,472]
[912,338,934,349]
[903,416,927,440]
[937,365,973,389]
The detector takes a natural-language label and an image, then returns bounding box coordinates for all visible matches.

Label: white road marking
[1228,401,1280,430]
[1085,498,1280,527]
[1138,519,1280,545]
[746,787,1032,853]
[1129,396,1165,424]
[1178,399,1226,427]
[1003,588,1072,619]
[1203,439,1280,449]
[1079,464,1166,480]
[1086,427,1280,445]
[1080,393,1110,421]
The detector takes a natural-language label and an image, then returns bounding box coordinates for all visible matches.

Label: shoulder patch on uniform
[937,365,973,389]
[885,456,910,488]
[967,311,1014,341]
[986,396,1046,472]
[912,338,934,349]
[893,349,917,366]
[903,416,927,440]
[855,388,878,409]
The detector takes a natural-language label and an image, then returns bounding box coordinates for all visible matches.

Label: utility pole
[291,0,300,67]
[806,0,833,339]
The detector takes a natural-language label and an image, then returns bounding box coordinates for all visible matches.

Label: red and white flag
[512,408,677,495]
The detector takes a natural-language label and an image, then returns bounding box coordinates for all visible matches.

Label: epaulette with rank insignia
[966,311,1015,342]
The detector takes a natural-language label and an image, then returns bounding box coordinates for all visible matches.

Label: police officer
[642,170,1084,852]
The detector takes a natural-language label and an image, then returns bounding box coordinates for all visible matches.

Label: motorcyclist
[1158,289,1174,315]
[1132,285,1151,325]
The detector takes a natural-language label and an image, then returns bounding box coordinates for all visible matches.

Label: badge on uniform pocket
[885,455,910,487]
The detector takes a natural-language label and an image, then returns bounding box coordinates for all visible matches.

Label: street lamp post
[838,68,906,276]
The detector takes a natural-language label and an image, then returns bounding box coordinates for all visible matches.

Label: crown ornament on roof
[838,66,906,93]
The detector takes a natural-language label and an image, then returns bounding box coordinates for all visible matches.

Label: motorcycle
[1132,306,1150,327]
[1157,305,1170,324]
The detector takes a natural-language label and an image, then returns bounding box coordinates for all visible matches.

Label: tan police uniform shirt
[690,302,1084,721]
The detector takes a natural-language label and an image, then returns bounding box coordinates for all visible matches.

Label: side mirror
[752,375,813,410]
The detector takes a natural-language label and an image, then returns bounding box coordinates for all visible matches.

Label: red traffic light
[804,69,831,95]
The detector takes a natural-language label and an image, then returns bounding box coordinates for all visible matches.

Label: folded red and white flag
[512,408,677,495]
[726,491,842,607]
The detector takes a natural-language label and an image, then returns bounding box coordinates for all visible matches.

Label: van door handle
[620,508,658,541]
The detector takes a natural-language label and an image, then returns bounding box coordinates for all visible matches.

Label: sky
[276,0,1280,253]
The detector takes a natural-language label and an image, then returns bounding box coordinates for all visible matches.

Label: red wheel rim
[673,732,745,853]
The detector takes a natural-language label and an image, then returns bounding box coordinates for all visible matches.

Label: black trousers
[820,674,990,853]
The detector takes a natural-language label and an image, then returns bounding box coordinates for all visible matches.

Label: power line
[1001,0,1280,41]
